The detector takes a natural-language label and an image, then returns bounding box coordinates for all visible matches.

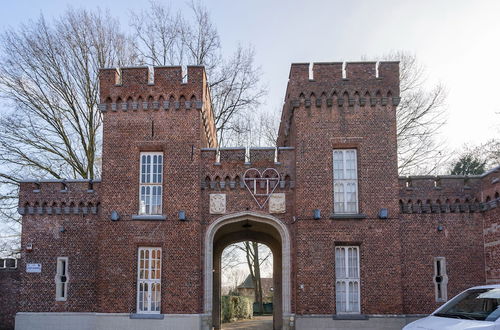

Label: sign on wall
[26,263,42,273]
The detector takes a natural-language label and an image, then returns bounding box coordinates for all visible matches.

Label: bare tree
[223,109,280,148]
[237,242,272,314]
[131,1,266,146]
[0,8,136,255]
[385,52,448,175]
[220,241,273,314]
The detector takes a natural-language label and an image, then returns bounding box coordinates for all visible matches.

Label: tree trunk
[252,242,264,315]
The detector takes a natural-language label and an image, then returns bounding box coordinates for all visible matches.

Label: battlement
[100,65,204,88]
[289,61,398,82]
[98,65,217,148]
[200,147,296,191]
[398,173,499,214]
[98,65,207,111]
[18,179,101,216]
[278,61,400,147]
[201,147,295,164]
[286,61,400,108]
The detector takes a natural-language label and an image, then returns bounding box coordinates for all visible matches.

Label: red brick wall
[484,207,500,283]
[294,219,404,315]
[14,62,500,320]
[17,181,100,313]
[0,268,19,330]
[400,213,485,313]
[481,169,500,284]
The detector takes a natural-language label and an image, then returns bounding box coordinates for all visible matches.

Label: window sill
[330,214,367,219]
[332,314,368,320]
[131,215,166,221]
[130,313,164,319]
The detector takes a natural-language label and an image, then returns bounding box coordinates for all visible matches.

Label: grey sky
[1,0,499,151]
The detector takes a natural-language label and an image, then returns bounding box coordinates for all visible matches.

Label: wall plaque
[210,194,226,214]
[26,263,41,273]
[269,193,286,214]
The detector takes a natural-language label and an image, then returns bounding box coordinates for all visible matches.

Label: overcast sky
[1,0,499,151]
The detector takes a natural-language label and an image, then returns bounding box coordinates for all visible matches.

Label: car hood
[405,316,496,330]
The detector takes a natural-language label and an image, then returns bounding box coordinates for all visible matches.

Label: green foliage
[221,295,253,323]
[450,154,486,175]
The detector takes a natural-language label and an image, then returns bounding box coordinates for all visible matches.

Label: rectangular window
[139,153,163,215]
[5,258,17,268]
[333,150,358,214]
[434,257,448,302]
[55,257,69,301]
[137,247,162,313]
[335,246,360,314]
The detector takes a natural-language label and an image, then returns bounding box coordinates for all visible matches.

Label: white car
[403,285,500,330]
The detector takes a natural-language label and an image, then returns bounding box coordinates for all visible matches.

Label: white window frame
[139,152,163,215]
[333,149,359,214]
[335,246,360,314]
[434,257,448,302]
[137,247,162,314]
[55,257,69,301]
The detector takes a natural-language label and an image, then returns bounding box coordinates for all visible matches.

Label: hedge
[221,295,253,323]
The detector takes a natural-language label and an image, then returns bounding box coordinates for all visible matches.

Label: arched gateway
[203,211,292,330]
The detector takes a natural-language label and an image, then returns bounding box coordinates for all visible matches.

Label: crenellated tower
[98,66,216,221]
[95,66,216,312]
[278,61,400,220]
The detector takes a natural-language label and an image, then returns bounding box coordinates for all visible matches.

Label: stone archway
[204,211,292,330]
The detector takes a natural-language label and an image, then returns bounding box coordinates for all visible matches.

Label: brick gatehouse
[12,62,500,330]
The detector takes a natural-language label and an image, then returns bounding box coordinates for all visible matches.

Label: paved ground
[221,316,273,329]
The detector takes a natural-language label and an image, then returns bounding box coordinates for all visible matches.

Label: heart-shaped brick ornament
[243,168,280,209]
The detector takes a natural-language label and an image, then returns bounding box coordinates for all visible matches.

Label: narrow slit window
[335,246,360,314]
[137,247,162,313]
[55,257,69,301]
[434,257,448,302]
[139,152,163,215]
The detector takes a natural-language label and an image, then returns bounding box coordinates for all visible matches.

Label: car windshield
[434,288,500,321]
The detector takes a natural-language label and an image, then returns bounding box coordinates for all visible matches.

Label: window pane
[141,155,147,183]
[145,186,151,214]
[336,280,346,313]
[349,281,359,312]
[144,282,149,311]
[346,150,357,179]
[140,186,147,214]
[346,183,357,213]
[333,151,344,180]
[334,183,345,213]
[335,248,346,278]
[348,248,359,278]
[157,155,163,183]
[153,155,158,183]
[139,283,144,311]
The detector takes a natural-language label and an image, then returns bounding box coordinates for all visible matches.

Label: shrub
[221,295,253,323]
